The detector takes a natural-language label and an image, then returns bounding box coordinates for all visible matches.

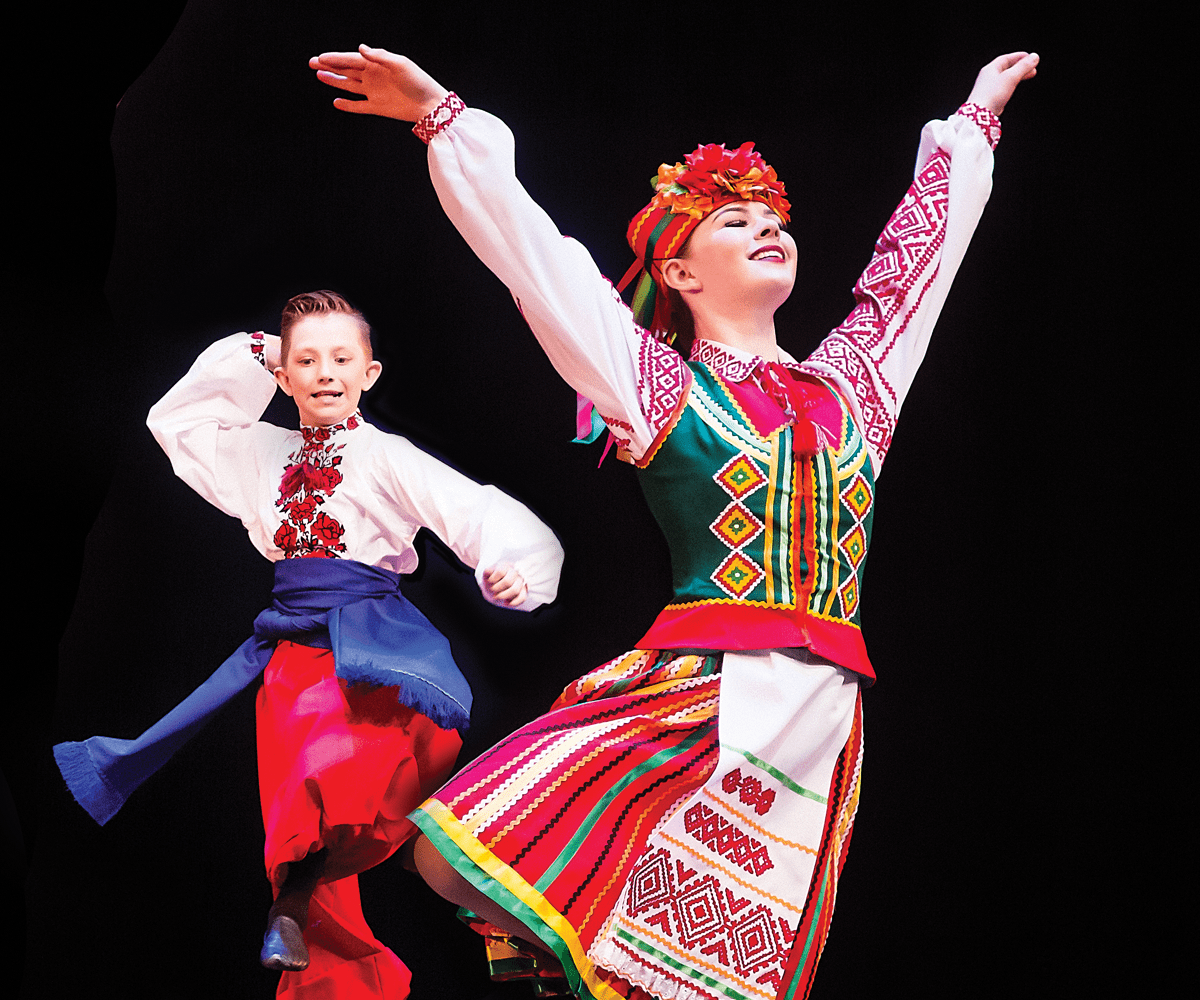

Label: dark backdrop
[8,3,1157,998]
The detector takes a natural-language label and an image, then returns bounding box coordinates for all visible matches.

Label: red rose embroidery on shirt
[274,416,359,559]
[307,465,343,494]
[284,495,320,524]
[311,511,345,547]
[273,521,298,552]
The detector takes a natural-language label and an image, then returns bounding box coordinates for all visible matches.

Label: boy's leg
[255,641,461,988]
[260,848,328,970]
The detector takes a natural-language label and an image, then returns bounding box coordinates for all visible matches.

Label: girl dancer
[310,45,1036,1000]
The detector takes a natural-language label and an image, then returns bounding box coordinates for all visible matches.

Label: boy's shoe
[260,914,310,971]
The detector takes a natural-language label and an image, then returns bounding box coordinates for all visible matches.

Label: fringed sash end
[52,740,127,826]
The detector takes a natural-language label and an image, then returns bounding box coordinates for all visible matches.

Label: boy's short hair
[280,290,373,363]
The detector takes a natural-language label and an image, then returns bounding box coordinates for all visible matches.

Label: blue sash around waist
[53,558,469,826]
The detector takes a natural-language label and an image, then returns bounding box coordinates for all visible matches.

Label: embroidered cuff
[413,92,467,144]
[956,102,1002,150]
[249,331,267,368]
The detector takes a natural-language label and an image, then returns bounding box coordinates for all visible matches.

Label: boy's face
[274,313,382,426]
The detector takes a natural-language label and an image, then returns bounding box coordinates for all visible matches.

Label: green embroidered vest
[633,362,877,678]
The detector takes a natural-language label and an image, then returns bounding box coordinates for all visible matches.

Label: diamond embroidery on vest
[830,469,872,616]
[713,552,765,599]
[839,575,859,618]
[714,453,766,499]
[840,524,867,569]
[842,472,871,519]
[711,503,764,550]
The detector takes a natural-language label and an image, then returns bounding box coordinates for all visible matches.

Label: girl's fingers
[316,70,366,93]
[331,97,373,113]
[310,51,368,70]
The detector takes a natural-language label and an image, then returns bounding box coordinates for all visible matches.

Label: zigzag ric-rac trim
[659,595,798,612]
[686,381,772,464]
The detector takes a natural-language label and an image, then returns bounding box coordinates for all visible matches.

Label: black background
[7,3,1161,998]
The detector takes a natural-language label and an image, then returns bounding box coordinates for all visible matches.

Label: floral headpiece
[618,141,790,343]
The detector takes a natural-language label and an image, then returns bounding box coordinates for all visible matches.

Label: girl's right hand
[309,45,449,122]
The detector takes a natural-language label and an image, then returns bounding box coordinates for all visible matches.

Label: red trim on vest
[636,604,875,682]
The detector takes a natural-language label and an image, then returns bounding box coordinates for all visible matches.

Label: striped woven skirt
[412,647,863,1000]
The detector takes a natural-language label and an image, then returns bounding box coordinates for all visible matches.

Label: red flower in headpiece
[649,141,790,223]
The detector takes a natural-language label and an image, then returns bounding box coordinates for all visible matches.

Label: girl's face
[671,200,797,308]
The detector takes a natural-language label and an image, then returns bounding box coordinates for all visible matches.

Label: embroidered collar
[688,339,803,382]
[300,410,363,443]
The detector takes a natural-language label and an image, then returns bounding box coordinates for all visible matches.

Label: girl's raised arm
[311,45,690,465]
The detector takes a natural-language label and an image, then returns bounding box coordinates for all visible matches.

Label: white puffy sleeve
[374,433,564,612]
[421,97,689,463]
[146,332,287,530]
[799,103,1001,476]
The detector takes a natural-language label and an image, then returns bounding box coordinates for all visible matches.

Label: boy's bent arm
[147,333,286,527]
[378,435,563,611]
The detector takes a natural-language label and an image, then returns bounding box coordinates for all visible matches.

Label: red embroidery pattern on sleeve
[597,277,690,450]
[274,420,357,558]
[249,331,266,368]
[802,150,952,463]
[412,92,467,144]
[955,102,1002,150]
[636,328,689,439]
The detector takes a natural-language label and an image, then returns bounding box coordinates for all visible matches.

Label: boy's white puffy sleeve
[376,434,564,612]
[146,333,285,528]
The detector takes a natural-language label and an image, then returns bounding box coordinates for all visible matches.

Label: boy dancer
[54,290,564,999]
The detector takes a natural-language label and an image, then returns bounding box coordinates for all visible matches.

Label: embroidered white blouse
[147,333,564,610]
[420,98,999,477]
